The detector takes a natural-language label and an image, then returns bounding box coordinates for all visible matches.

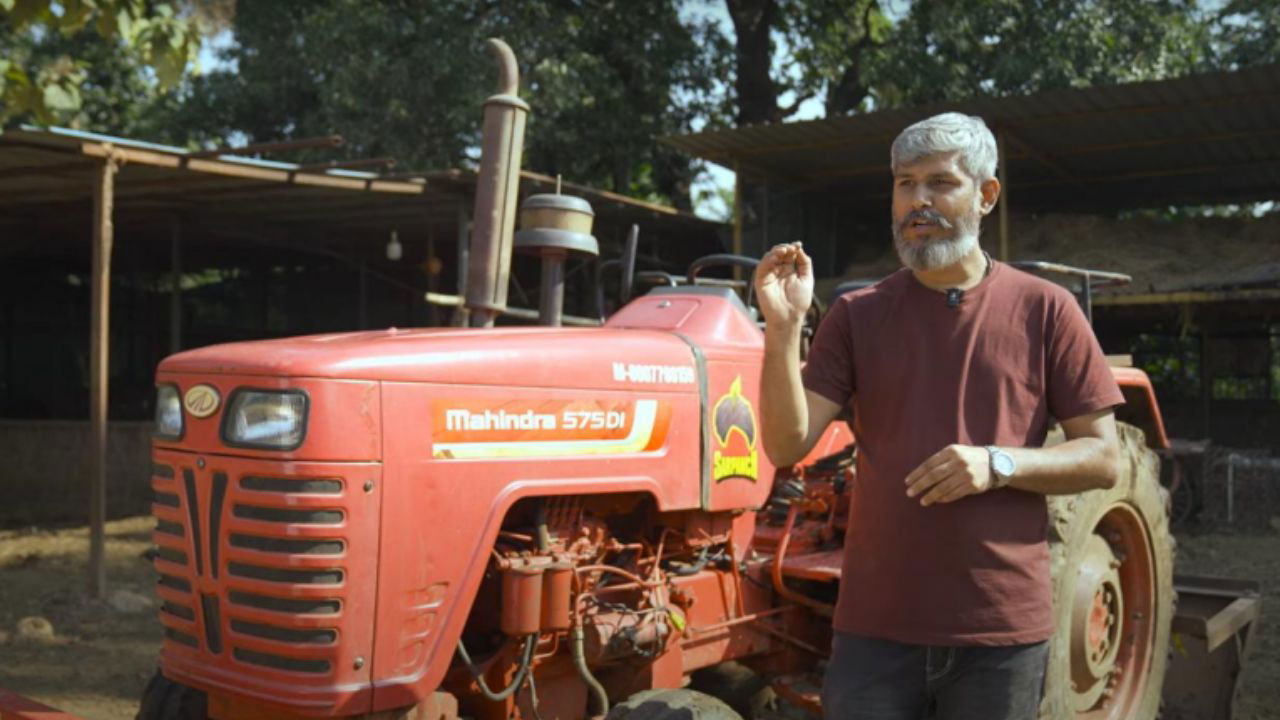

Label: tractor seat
[776,549,843,582]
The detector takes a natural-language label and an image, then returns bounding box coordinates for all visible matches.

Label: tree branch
[780,90,816,118]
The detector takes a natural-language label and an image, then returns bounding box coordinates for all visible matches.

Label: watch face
[993,452,1016,477]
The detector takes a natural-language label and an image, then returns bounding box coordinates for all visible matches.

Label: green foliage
[159,0,729,208]
[861,0,1215,110]
[1210,0,1280,67]
[723,0,1275,121]
[0,0,201,126]
[787,0,892,116]
[511,2,731,205]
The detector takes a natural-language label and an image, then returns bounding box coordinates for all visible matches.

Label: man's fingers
[920,475,975,506]
[926,476,972,504]
[903,447,954,488]
[905,461,954,498]
[793,245,812,278]
[756,245,797,278]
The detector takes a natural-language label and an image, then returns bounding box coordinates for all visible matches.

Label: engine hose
[456,633,538,702]
[572,625,610,717]
[665,547,710,576]
[773,503,835,618]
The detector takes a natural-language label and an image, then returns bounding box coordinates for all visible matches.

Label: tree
[511,2,731,205]
[1210,0,1280,68]
[791,0,891,117]
[714,0,1271,122]
[158,0,729,209]
[0,0,204,126]
[853,0,1214,109]
[722,0,889,124]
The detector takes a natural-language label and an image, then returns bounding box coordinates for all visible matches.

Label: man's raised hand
[753,242,814,327]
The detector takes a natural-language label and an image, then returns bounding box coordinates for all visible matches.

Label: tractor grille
[150,454,373,685]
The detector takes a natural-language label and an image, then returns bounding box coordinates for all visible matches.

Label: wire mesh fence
[1183,447,1280,532]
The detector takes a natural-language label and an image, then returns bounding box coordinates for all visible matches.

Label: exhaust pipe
[465,38,529,328]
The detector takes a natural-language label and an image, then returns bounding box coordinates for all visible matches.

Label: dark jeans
[821,631,1049,720]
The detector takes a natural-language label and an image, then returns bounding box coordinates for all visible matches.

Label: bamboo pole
[89,150,119,599]
[426,227,438,326]
[358,260,369,329]
[453,196,471,327]
[169,216,182,355]
[733,162,743,257]
[998,130,1010,261]
[732,162,743,283]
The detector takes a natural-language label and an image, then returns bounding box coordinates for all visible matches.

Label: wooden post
[761,178,770,250]
[998,130,1010,261]
[732,162,743,257]
[89,150,119,599]
[732,162,743,283]
[453,196,471,327]
[1200,331,1213,440]
[358,259,369,330]
[3,284,11,405]
[169,215,182,355]
[426,227,439,326]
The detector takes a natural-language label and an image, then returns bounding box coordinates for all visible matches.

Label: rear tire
[1039,422,1174,720]
[135,670,207,720]
[689,662,775,719]
[607,688,743,720]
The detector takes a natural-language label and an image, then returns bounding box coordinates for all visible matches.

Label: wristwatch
[984,446,1016,489]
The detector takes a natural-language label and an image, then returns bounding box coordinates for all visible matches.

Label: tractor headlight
[154,385,183,439]
[222,390,309,450]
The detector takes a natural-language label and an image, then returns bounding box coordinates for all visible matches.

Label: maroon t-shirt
[802,262,1124,645]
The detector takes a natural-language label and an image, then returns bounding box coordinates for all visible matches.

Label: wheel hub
[1069,534,1124,711]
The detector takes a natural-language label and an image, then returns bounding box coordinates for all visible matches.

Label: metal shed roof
[664,62,1280,213]
[0,126,719,237]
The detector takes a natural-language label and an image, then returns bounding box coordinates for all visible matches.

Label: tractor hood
[158,326,701,391]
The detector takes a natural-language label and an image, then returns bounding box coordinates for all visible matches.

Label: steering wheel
[686,253,761,309]
[685,252,826,348]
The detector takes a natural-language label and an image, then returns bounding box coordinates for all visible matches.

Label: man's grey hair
[891,112,998,183]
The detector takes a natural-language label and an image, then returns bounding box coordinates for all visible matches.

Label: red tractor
[130,250,1182,720]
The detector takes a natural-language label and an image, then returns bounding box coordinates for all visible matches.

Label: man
[753,112,1124,720]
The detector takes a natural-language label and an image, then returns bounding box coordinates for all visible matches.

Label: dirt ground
[0,517,1276,720]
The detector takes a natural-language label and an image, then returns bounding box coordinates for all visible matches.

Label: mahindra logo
[184,384,221,418]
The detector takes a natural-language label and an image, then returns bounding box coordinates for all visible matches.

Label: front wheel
[135,670,207,720]
[1040,422,1174,720]
[607,689,744,720]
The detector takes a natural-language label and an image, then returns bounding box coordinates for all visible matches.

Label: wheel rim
[1067,503,1157,718]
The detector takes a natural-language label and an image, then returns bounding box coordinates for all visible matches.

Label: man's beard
[892,206,981,271]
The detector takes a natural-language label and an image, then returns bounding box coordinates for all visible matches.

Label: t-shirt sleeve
[1045,290,1125,420]
[801,295,856,406]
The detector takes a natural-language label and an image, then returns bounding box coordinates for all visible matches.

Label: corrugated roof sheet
[0,126,719,232]
[664,63,1280,213]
